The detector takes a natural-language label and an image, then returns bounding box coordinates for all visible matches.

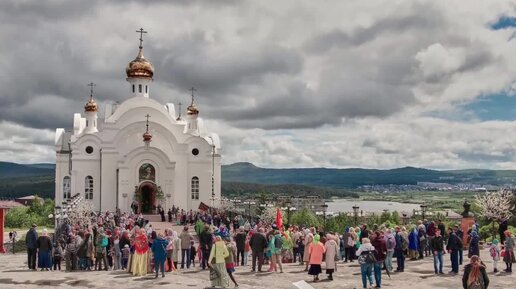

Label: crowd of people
[23,207,515,289]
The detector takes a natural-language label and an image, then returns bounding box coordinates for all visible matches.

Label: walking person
[455,225,464,265]
[447,227,461,274]
[489,239,501,273]
[372,231,387,288]
[171,231,181,269]
[179,226,193,269]
[503,230,515,273]
[234,227,247,266]
[151,233,169,278]
[462,255,489,289]
[356,238,375,289]
[394,226,406,272]
[468,230,480,259]
[224,237,239,287]
[200,225,213,270]
[307,234,325,282]
[430,230,444,274]
[208,235,230,288]
[36,229,52,271]
[269,230,284,273]
[324,234,338,281]
[303,232,314,271]
[25,224,38,270]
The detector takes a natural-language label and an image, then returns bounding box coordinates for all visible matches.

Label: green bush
[290,208,320,228]
[5,198,54,229]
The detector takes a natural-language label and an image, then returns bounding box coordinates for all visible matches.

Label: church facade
[54,32,221,213]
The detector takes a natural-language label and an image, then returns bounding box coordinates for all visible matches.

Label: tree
[290,208,320,228]
[476,189,515,239]
[255,192,268,216]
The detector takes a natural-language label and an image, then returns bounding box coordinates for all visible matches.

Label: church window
[85,176,93,200]
[132,85,135,93]
[85,146,94,154]
[63,176,71,199]
[145,85,148,93]
[191,177,199,200]
[139,84,142,93]
[86,120,89,127]
[192,148,199,156]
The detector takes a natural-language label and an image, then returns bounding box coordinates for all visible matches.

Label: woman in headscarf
[131,228,150,276]
[303,231,314,271]
[324,233,338,280]
[151,233,169,278]
[36,229,53,271]
[307,234,326,282]
[208,235,230,288]
[462,255,489,289]
[468,230,480,258]
[503,230,515,272]
[171,231,181,269]
[408,226,419,260]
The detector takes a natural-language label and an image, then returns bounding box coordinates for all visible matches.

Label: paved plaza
[0,248,514,289]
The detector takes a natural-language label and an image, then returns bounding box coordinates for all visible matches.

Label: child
[490,239,501,273]
[121,244,130,270]
[52,242,63,271]
[190,240,196,267]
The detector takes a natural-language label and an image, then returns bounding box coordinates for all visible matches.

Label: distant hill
[1,161,516,200]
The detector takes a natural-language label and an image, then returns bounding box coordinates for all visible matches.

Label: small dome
[143,131,152,142]
[126,48,154,79]
[84,97,98,112]
[187,103,199,115]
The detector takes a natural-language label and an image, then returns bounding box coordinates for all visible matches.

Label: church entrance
[138,181,156,214]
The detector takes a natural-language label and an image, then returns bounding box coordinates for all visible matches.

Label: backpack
[401,237,408,251]
[489,247,497,258]
[358,250,376,265]
[274,236,283,249]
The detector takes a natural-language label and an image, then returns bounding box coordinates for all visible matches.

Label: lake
[326,199,422,214]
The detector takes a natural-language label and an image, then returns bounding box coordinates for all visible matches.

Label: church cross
[145,114,151,132]
[189,87,197,104]
[87,82,96,98]
[136,28,148,48]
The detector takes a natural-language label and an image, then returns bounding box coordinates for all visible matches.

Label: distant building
[14,195,41,206]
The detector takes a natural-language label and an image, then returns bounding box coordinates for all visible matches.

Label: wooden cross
[189,87,197,103]
[87,82,96,97]
[136,28,148,48]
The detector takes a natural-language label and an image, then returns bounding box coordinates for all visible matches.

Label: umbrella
[383,260,391,279]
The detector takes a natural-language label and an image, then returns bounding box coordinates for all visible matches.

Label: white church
[54,30,221,213]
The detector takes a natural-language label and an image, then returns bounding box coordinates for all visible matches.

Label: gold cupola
[84,82,98,112]
[126,28,154,79]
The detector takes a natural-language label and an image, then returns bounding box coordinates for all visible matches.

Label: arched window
[145,85,148,93]
[132,84,135,93]
[139,84,142,93]
[63,176,71,199]
[191,177,199,200]
[85,176,93,200]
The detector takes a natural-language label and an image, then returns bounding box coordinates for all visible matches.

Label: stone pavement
[0,249,514,289]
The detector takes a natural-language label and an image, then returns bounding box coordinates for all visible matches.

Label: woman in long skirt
[308,234,325,282]
[303,232,314,271]
[37,229,53,270]
[324,234,338,280]
[208,236,230,288]
[503,230,515,273]
[131,229,150,276]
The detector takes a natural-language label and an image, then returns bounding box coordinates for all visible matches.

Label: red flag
[276,207,283,232]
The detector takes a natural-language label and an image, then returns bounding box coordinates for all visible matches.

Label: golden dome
[84,97,98,112]
[126,48,154,79]
[187,103,199,115]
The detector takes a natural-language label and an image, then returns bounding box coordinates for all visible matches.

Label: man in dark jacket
[372,231,387,287]
[394,226,405,272]
[430,230,444,274]
[234,227,247,266]
[446,228,461,274]
[454,225,464,265]
[361,224,369,242]
[249,228,267,272]
[25,224,38,270]
[199,225,213,270]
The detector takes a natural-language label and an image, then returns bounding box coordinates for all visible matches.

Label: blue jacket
[25,228,38,249]
[408,230,419,250]
[151,238,169,263]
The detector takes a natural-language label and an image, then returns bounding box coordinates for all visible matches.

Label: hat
[31,224,37,228]
[124,244,130,248]
[492,239,499,245]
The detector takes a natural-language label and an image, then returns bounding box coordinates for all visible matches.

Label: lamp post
[420,204,428,220]
[207,136,216,215]
[285,201,292,226]
[352,205,359,227]
[321,203,328,232]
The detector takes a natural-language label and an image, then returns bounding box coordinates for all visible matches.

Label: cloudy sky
[1,0,516,169]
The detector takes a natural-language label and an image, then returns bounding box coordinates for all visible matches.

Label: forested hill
[1,161,516,199]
